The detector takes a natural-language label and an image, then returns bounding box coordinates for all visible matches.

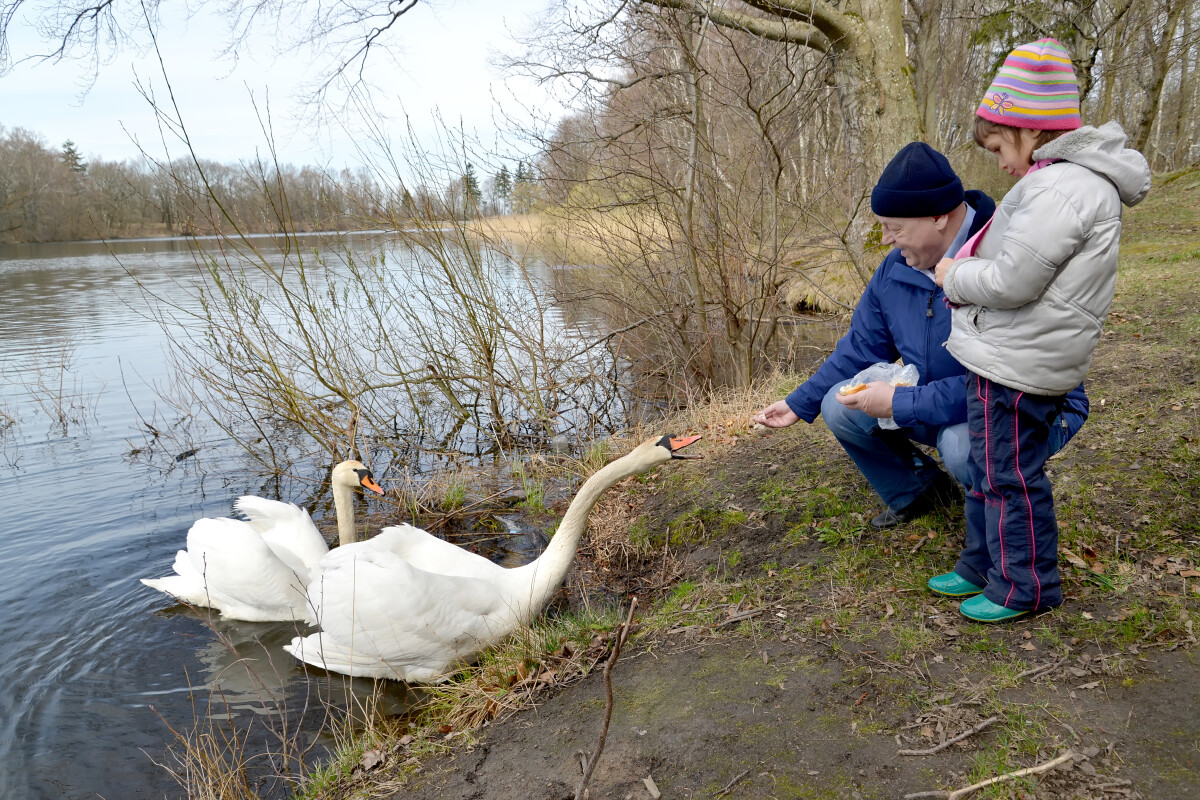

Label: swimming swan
[140,460,384,622]
[284,434,701,682]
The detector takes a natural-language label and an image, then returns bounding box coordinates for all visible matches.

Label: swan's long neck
[519,453,652,615]
[333,481,359,546]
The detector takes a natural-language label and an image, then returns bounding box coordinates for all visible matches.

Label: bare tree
[639,0,921,181]
[0,0,420,101]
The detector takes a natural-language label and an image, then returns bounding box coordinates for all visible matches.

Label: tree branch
[739,0,852,43]
[638,0,834,51]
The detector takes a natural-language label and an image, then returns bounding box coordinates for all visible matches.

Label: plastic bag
[838,362,919,430]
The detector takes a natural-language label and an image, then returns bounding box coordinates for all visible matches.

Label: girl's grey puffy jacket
[942,122,1150,395]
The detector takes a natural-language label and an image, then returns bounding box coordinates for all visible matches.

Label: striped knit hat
[977,38,1081,131]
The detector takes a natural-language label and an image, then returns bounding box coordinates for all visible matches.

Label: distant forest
[0,126,538,244]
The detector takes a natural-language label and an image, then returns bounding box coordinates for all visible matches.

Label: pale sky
[0,0,558,170]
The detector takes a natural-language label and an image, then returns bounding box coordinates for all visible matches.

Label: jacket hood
[1034,122,1151,207]
[964,189,996,233]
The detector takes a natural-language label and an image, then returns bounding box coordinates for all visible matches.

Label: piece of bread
[839,382,868,395]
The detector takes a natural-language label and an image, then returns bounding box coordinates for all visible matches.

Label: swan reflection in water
[149,604,420,720]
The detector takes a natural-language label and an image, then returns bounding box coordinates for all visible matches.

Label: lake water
[0,233,571,799]
[0,232,839,799]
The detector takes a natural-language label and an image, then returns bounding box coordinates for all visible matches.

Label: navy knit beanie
[870,142,964,218]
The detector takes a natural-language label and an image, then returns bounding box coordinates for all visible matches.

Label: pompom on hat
[977,38,1081,131]
[870,142,965,218]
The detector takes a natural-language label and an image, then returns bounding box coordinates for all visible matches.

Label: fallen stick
[668,608,764,635]
[897,716,998,756]
[714,767,751,797]
[574,597,638,800]
[1094,778,1133,790]
[947,750,1075,799]
[1016,656,1068,680]
[714,608,764,628]
[903,751,1076,800]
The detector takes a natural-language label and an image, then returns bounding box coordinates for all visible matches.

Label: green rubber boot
[959,594,1029,623]
[926,572,985,597]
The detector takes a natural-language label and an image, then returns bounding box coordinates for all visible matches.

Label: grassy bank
[265,171,1200,800]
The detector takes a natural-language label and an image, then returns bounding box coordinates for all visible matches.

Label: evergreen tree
[61,140,86,173]
[510,161,539,214]
[492,164,512,213]
[462,162,481,217]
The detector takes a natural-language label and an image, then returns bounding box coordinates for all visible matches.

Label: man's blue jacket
[784,189,1089,435]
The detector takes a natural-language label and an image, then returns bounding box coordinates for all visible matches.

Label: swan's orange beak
[360,475,385,495]
[668,434,702,458]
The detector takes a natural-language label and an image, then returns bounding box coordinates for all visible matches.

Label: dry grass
[474,207,672,268]
[152,667,288,800]
[417,612,624,733]
[478,210,869,315]
[781,233,871,312]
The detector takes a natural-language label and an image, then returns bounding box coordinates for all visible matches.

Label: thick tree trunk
[856,0,922,157]
[910,0,943,143]
[644,0,921,181]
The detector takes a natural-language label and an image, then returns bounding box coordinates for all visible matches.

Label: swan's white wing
[289,547,521,681]
[366,524,507,581]
[234,496,328,578]
[140,549,210,608]
[172,517,313,622]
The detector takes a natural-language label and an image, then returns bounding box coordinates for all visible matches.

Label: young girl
[931,38,1150,622]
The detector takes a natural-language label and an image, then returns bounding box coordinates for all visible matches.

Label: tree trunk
[1131,0,1187,155]
[645,0,921,182]
[677,19,717,388]
[909,0,944,143]
[1172,9,1195,167]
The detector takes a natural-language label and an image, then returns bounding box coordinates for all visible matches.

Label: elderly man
[754,142,1088,529]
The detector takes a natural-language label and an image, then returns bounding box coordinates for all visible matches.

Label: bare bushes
[509,5,866,397]
[140,143,630,478]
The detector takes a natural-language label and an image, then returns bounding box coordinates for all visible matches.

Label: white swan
[284,434,701,682]
[140,460,384,622]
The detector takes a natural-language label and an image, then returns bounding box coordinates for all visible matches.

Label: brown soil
[375,412,1198,800]
[360,253,1200,800]
[391,642,1198,800]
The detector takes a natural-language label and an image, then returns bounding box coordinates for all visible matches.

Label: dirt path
[357,182,1200,800]
[377,409,1198,799]
[389,633,1197,799]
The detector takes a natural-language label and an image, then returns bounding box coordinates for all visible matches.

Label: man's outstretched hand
[836,381,896,418]
[752,400,799,428]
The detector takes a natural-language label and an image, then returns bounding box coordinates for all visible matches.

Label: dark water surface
[0,233,537,799]
[0,232,838,799]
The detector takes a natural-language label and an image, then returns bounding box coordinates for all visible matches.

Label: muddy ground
[372,409,1198,800]
[353,180,1200,800]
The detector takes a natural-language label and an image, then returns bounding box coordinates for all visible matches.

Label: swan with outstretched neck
[140,460,384,622]
[284,434,701,682]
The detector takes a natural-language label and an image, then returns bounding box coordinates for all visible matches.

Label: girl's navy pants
[953,372,1064,612]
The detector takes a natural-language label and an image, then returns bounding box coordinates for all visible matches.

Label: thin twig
[668,608,764,634]
[897,716,998,756]
[714,767,751,797]
[574,597,638,800]
[1016,656,1069,680]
